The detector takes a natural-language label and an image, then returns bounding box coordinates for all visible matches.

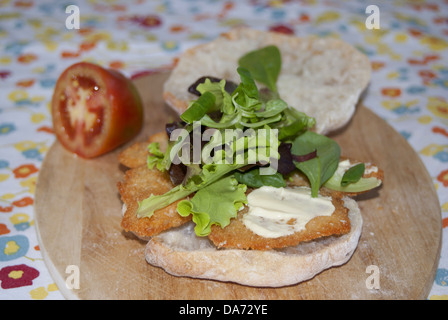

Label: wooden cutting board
[35,72,442,300]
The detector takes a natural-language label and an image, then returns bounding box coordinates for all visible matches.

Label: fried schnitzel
[208,188,350,250]
[118,165,191,239]
[118,132,190,239]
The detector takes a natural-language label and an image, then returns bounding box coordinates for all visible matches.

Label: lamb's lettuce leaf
[232,67,262,115]
[324,162,381,192]
[291,131,340,197]
[234,168,286,188]
[238,45,281,93]
[341,163,365,186]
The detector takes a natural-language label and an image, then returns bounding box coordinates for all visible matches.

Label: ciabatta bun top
[163,27,371,134]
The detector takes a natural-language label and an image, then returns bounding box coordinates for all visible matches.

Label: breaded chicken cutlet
[208,189,350,250]
[118,165,191,239]
[118,132,191,239]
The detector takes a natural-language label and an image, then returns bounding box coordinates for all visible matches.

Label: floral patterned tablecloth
[0,0,447,300]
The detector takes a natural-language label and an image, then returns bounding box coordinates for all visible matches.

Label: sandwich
[117,28,383,287]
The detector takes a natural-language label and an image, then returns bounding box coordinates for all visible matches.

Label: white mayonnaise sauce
[242,186,335,238]
[364,163,378,174]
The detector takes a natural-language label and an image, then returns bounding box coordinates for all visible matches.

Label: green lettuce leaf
[238,45,281,92]
[234,168,286,188]
[234,67,259,101]
[138,125,279,219]
[291,131,340,197]
[196,78,234,115]
[136,162,246,218]
[181,91,216,124]
[324,162,381,192]
[341,163,365,186]
[277,109,316,141]
[231,67,262,115]
[177,176,247,236]
[253,99,287,118]
[324,175,381,193]
[146,142,172,172]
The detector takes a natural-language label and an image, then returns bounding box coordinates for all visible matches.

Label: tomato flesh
[52,62,143,158]
[60,75,103,145]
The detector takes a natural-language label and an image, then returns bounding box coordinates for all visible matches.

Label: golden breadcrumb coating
[208,188,351,250]
[117,132,190,239]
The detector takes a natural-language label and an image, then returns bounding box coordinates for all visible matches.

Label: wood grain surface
[35,72,442,300]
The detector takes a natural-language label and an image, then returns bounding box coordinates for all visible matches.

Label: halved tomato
[51,62,143,158]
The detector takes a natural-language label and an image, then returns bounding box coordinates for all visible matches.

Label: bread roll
[145,196,362,287]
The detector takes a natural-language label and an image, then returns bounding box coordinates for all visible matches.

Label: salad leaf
[146,142,164,168]
[324,162,381,192]
[254,99,287,118]
[196,78,234,115]
[238,45,281,92]
[291,131,340,197]
[147,142,173,172]
[181,91,216,124]
[181,65,308,141]
[177,176,247,236]
[188,76,238,97]
[325,174,381,193]
[201,126,279,169]
[138,126,278,219]
[234,168,286,188]
[199,112,241,129]
[136,162,246,218]
[277,111,316,141]
[341,163,365,186]
[235,67,259,100]
[239,114,282,128]
[232,67,261,114]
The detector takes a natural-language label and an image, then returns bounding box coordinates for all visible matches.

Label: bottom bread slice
[145,197,362,287]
